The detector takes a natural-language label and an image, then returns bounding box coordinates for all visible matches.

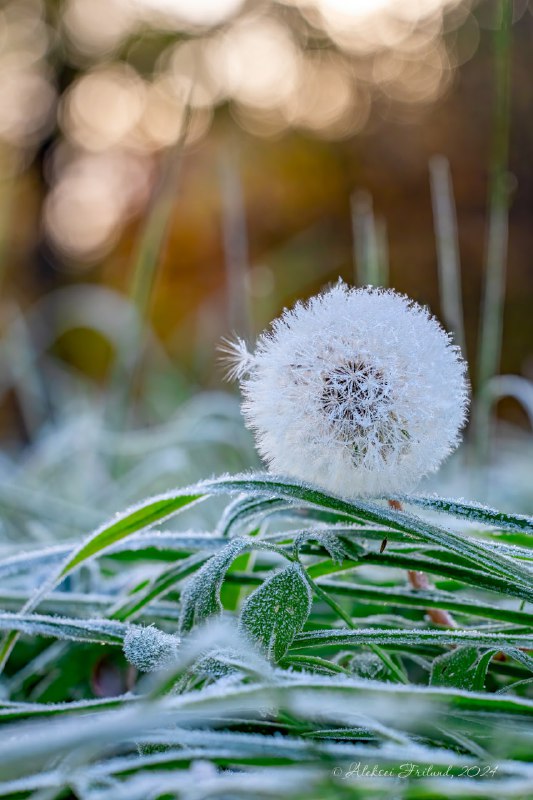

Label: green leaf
[292,628,533,651]
[239,563,312,662]
[503,647,533,673]
[217,496,289,537]
[396,494,533,534]
[430,647,497,690]
[191,474,533,598]
[0,491,204,671]
[178,537,290,634]
[59,492,205,578]
[316,579,533,626]
[110,552,208,621]
[0,613,127,646]
[293,530,359,563]
[178,538,251,634]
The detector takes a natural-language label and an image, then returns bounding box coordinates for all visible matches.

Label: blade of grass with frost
[0,613,127,646]
[0,695,139,723]
[393,492,533,533]
[182,474,533,591]
[106,101,192,432]
[0,489,205,672]
[217,495,369,538]
[289,536,533,601]
[220,154,252,339]
[109,552,209,621]
[183,475,525,586]
[0,734,439,790]
[150,672,533,721]
[302,569,407,685]
[350,549,532,601]
[474,0,513,467]
[7,471,530,605]
[0,589,182,624]
[3,471,528,633]
[0,532,226,580]
[216,495,288,536]
[2,305,48,438]
[314,579,533,627]
[351,190,382,287]
[429,155,466,357]
[292,627,533,651]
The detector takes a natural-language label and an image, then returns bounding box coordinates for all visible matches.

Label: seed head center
[320,358,402,464]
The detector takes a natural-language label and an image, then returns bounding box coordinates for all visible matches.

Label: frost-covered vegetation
[0,338,532,799]
[1,3,532,795]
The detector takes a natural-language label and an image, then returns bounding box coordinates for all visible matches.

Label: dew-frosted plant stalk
[474,0,513,469]
[429,155,466,358]
[225,282,469,498]
[389,498,456,628]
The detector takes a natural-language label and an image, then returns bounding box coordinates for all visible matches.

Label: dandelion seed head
[231,282,469,496]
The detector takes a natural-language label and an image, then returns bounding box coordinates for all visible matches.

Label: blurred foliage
[0,0,531,434]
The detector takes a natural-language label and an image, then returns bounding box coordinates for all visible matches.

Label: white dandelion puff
[228,282,470,497]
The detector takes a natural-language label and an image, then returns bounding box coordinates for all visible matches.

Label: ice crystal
[228,282,469,496]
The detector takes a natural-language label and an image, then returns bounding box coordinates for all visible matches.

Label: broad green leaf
[239,563,312,662]
[178,537,289,634]
[430,646,497,690]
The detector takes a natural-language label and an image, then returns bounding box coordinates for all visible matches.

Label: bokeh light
[1,0,479,260]
[61,64,146,151]
[133,0,245,28]
[43,149,152,262]
[0,0,56,149]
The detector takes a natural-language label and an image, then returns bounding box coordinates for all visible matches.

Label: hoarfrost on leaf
[123,624,180,672]
[239,563,312,662]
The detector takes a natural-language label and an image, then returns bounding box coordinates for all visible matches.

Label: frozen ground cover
[0,464,532,799]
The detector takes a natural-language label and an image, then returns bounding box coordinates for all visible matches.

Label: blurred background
[0,0,532,532]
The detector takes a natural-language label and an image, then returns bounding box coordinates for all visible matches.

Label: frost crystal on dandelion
[228,282,469,496]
